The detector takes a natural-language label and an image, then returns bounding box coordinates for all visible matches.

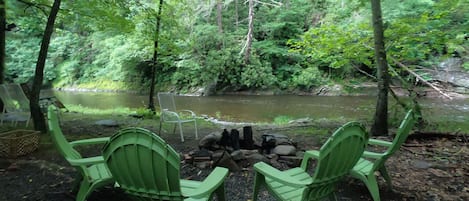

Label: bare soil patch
[0,113,467,201]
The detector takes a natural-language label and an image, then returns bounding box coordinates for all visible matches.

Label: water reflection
[42,90,469,123]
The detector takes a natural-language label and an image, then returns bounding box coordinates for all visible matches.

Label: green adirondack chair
[350,109,416,201]
[47,105,114,201]
[252,122,368,201]
[102,127,229,201]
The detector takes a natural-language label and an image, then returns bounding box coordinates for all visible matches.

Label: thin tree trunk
[0,0,5,84]
[244,0,254,64]
[30,0,61,132]
[235,0,239,29]
[370,0,389,136]
[0,0,5,113]
[216,0,223,49]
[217,0,223,34]
[148,0,164,112]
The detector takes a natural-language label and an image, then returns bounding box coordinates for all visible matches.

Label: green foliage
[292,0,469,81]
[240,59,277,89]
[289,23,373,75]
[292,66,325,89]
[135,107,156,119]
[273,115,293,125]
[463,62,469,71]
[3,0,468,92]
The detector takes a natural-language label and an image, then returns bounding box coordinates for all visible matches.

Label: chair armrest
[68,156,105,166]
[368,139,392,147]
[179,110,196,118]
[300,150,320,170]
[184,167,229,198]
[254,162,311,187]
[162,110,181,119]
[69,137,110,147]
[362,151,386,159]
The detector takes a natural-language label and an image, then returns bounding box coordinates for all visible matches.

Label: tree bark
[370,0,389,136]
[244,0,254,64]
[216,0,223,34]
[0,0,5,113]
[235,0,239,29]
[0,0,5,84]
[216,0,223,50]
[30,0,61,133]
[148,0,164,112]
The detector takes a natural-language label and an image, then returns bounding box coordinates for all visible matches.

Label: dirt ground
[0,113,468,201]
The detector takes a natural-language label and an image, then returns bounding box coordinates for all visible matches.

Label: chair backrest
[304,122,368,199]
[372,109,416,169]
[47,105,82,161]
[2,84,30,112]
[102,127,184,200]
[158,92,177,112]
[0,84,22,112]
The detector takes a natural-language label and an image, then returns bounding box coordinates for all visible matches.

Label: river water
[43,90,469,124]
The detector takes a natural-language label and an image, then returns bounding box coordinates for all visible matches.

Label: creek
[43,90,469,124]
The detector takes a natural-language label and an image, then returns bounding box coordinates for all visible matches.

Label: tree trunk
[0,0,5,84]
[30,0,61,133]
[235,0,239,29]
[148,0,164,112]
[216,0,223,50]
[216,0,223,35]
[0,0,5,112]
[370,0,389,136]
[244,0,254,64]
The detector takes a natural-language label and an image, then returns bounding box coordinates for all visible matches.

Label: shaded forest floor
[0,112,468,201]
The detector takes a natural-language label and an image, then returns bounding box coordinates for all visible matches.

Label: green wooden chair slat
[252,122,369,201]
[47,105,114,201]
[102,127,229,201]
[350,109,417,201]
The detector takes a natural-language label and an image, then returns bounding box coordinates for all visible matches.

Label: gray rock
[273,145,297,156]
[95,119,119,127]
[199,132,222,149]
[278,155,303,167]
[412,160,433,169]
[288,118,313,125]
[433,58,469,88]
[230,150,245,161]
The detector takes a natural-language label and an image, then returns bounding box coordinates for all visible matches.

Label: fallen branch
[390,57,453,100]
[403,143,433,147]
[354,65,377,80]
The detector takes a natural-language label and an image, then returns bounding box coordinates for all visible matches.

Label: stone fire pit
[184,126,304,171]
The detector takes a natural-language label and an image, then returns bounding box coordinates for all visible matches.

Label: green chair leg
[216,184,226,201]
[75,180,91,201]
[379,167,393,190]
[252,172,265,201]
[365,175,381,201]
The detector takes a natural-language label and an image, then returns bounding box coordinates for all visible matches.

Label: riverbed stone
[412,160,433,169]
[94,119,119,127]
[199,132,222,149]
[230,150,245,161]
[245,153,268,163]
[433,58,469,88]
[273,145,297,156]
[278,155,303,167]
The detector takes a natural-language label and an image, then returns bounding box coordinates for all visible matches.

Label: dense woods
[2,0,468,94]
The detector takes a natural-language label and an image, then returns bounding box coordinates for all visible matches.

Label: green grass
[273,115,294,125]
[65,104,138,115]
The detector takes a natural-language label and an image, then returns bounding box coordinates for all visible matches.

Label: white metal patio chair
[157,92,198,142]
[0,84,31,126]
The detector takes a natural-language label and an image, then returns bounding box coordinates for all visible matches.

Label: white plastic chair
[157,92,198,142]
